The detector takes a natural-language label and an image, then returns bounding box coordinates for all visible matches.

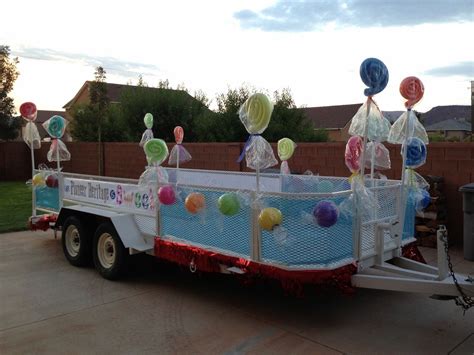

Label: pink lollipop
[400,76,424,109]
[20,102,37,121]
[345,136,363,173]
[174,126,184,144]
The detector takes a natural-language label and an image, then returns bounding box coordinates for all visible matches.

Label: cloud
[235,0,473,31]
[424,62,474,78]
[12,47,160,77]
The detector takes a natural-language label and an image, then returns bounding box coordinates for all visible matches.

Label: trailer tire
[93,223,128,280]
[61,216,91,267]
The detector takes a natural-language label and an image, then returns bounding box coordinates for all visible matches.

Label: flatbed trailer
[30,168,473,301]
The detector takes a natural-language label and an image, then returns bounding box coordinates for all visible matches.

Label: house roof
[422,105,471,126]
[63,81,194,109]
[301,103,362,129]
[425,118,472,132]
[36,110,66,123]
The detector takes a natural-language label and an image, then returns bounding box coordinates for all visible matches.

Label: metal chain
[440,229,474,314]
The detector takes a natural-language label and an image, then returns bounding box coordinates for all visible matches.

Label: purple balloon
[313,200,339,228]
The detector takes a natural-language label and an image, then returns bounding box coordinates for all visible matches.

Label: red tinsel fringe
[28,214,57,231]
[401,242,426,264]
[154,237,357,296]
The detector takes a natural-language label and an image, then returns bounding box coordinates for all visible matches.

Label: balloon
[20,102,37,121]
[45,174,59,188]
[144,113,153,129]
[44,115,66,138]
[158,185,176,205]
[144,139,169,166]
[400,76,424,109]
[405,137,427,168]
[345,136,363,173]
[217,193,240,216]
[239,93,273,134]
[258,207,282,231]
[365,142,391,170]
[185,192,206,214]
[32,173,45,187]
[174,126,184,144]
[277,138,296,161]
[313,200,339,228]
[360,58,389,97]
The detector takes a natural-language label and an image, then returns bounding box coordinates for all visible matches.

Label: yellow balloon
[32,173,45,186]
[258,207,282,231]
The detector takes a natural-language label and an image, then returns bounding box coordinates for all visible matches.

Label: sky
[3,0,473,113]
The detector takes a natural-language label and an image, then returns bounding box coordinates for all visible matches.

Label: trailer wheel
[61,216,91,266]
[93,223,128,280]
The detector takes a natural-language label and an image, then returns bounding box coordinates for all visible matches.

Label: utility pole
[471,81,473,138]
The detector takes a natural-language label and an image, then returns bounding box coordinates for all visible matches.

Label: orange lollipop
[185,192,205,214]
[400,76,424,109]
[174,126,184,144]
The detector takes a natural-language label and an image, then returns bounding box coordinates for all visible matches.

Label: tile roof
[301,103,362,129]
[425,118,472,131]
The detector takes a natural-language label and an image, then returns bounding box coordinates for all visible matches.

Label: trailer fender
[56,205,153,252]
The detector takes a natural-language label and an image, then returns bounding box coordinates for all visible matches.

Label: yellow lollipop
[277,138,296,161]
[239,93,273,134]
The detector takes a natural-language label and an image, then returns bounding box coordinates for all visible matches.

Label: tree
[116,84,210,142]
[194,86,325,142]
[0,45,21,140]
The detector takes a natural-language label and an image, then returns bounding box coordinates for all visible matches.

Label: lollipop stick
[30,128,36,217]
[359,97,371,180]
[56,141,62,209]
[370,143,376,187]
[176,145,180,187]
[397,109,411,248]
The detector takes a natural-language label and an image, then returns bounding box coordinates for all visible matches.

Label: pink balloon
[158,185,176,205]
[174,126,184,144]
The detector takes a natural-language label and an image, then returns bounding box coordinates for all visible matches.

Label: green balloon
[217,193,240,216]
[144,113,153,129]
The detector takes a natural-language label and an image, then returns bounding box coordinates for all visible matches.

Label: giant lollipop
[348,58,391,186]
[43,115,71,162]
[389,76,429,245]
[139,113,154,146]
[237,93,277,192]
[20,102,41,217]
[388,77,428,144]
[168,126,192,170]
[278,138,296,175]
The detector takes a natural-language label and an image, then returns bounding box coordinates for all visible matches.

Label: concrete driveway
[0,230,473,355]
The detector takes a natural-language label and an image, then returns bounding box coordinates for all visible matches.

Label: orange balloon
[185,192,205,214]
[400,76,424,109]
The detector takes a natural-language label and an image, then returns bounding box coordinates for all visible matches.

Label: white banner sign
[63,178,156,216]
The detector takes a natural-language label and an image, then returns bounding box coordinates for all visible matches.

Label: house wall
[1,141,473,245]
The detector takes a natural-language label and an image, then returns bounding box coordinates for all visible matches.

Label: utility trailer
[31,168,474,300]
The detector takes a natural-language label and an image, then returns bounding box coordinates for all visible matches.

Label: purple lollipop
[313,200,339,228]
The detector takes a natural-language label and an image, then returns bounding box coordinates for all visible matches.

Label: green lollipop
[144,113,153,129]
[239,93,273,134]
[278,138,296,161]
[217,193,240,216]
[144,138,168,165]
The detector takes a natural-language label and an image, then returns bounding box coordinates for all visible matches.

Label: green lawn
[0,181,32,233]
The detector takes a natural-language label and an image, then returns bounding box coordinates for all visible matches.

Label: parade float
[25,59,473,311]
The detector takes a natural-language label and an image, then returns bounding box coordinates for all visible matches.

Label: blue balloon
[360,58,389,97]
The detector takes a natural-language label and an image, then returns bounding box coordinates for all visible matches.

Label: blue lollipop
[360,58,389,97]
